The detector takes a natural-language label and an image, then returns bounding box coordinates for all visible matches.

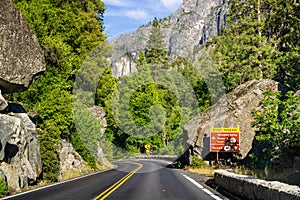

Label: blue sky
[103,0,183,40]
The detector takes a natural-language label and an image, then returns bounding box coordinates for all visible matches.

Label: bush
[251,91,300,167]
[0,178,8,195]
[191,155,207,168]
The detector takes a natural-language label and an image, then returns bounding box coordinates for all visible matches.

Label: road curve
[2,160,224,200]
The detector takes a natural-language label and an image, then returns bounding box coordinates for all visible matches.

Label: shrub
[0,178,8,195]
[191,155,207,168]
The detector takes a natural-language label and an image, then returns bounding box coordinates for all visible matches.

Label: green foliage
[251,91,300,167]
[191,155,207,168]
[38,128,60,182]
[0,178,8,195]
[266,0,300,90]
[70,131,97,169]
[207,0,277,92]
[145,17,169,66]
[95,67,117,107]
[12,0,108,181]
[206,0,300,92]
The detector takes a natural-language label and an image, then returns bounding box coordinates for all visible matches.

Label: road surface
[2,160,224,200]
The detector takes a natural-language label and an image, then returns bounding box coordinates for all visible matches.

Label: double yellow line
[93,162,143,200]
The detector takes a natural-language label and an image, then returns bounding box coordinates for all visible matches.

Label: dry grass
[185,166,215,177]
[59,163,111,181]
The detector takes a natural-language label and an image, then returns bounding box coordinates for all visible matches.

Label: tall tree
[207,0,277,91]
[264,0,300,90]
[145,17,169,66]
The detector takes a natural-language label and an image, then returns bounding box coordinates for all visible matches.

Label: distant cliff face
[110,0,228,77]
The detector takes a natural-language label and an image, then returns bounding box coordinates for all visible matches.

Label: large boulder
[183,79,288,163]
[0,0,45,93]
[59,139,84,180]
[0,102,42,193]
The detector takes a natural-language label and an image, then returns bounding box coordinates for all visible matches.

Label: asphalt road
[2,160,224,200]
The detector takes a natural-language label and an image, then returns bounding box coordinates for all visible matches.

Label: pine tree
[207,0,277,91]
[145,17,169,66]
[265,0,300,90]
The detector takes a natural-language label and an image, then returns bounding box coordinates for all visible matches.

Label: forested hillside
[11,0,109,181]
[8,0,299,185]
[207,0,299,92]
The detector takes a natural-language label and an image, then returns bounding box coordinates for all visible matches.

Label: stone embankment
[214,170,300,200]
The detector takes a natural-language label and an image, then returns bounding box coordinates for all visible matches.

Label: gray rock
[59,139,84,179]
[214,170,300,200]
[0,162,21,193]
[110,0,228,77]
[88,106,109,166]
[0,90,8,111]
[0,103,42,192]
[0,0,45,93]
[88,106,107,137]
[183,79,288,163]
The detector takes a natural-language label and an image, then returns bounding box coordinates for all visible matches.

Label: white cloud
[103,0,184,37]
[124,9,150,21]
[160,0,182,11]
[103,0,128,7]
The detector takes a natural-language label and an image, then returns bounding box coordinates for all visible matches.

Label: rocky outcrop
[0,91,8,111]
[110,0,228,77]
[59,139,84,178]
[0,101,42,193]
[183,79,288,163]
[0,0,44,193]
[214,170,300,200]
[0,0,45,93]
[88,106,110,166]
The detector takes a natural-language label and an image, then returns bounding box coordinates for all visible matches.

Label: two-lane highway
[2,160,224,200]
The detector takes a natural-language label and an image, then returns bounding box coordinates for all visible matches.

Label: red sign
[210,127,240,152]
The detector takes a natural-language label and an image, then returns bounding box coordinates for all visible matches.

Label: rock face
[110,0,228,77]
[88,106,110,166]
[59,139,84,179]
[0,0,44,193]
[0,0,45,93]
[0,101,42,193]
[183,79,288,163]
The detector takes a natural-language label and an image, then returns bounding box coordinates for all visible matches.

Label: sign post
[210,127,240,164]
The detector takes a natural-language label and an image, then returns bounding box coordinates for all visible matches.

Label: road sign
[145,144,151,154]
[210,127,240,152]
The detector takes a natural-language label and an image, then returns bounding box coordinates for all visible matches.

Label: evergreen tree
[207,0,277,91]
[252,91,300,167]
[145,17,169,66]
[265,0,300,90]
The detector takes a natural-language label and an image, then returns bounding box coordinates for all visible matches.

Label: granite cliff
[110,0,228,77]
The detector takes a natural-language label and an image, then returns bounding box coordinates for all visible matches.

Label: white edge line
[182,174,223,200]
[0,165,118,200]
[182,174,203,189]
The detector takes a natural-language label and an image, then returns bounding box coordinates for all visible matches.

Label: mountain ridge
[109,0,228,77]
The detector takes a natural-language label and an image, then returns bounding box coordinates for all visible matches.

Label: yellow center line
[93,162,143,200]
